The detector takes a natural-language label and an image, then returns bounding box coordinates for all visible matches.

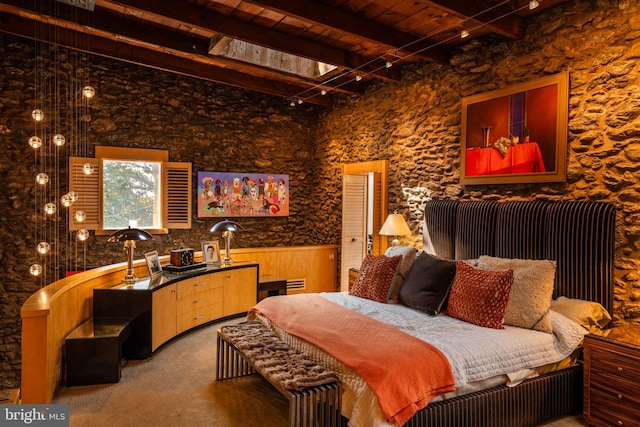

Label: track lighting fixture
[286,1,544,105]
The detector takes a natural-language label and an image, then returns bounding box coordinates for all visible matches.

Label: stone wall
[314,0,640,324]
[0,34,323,389]
[3,0,640,391]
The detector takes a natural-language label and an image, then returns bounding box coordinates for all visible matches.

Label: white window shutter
[68,157,100,230]
[163,162,192,229]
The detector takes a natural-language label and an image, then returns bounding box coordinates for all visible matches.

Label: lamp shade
[210,220,244,233]
[379,214,411,236]
[107,226,153,242]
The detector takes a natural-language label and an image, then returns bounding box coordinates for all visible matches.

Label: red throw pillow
[446,261,513,329]
[350,255,402,303]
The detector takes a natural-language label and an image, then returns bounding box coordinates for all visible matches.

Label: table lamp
[107,226,153,283]
[379,213,411,246]
[210,220,244,266]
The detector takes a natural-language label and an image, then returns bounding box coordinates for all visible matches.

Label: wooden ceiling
[0,0,567,107]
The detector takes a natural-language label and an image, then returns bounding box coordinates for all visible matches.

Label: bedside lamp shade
[107,226,153,283]
[210,220,244,266]
[379,214,411,246]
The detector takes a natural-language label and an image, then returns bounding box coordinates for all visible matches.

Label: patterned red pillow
[446,261,514,329]
[350,255,402,303]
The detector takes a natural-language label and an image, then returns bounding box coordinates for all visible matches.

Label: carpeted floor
[53,317,588,427]
[54,317,289,427]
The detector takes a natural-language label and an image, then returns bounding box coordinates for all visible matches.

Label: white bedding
[248,292,588,427]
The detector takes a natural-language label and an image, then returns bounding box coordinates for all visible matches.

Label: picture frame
[197,171,289,217]
[460,72,569,185]
[201,240,221,266]
[144,250,163,277]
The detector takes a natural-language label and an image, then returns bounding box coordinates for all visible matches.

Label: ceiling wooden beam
[107,0,400,81]
[0,12,334,107]
[426,0,525,40]
[0,0,361,97]
[243,0,451,64]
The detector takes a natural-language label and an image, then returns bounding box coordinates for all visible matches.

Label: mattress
[247,292,588,427]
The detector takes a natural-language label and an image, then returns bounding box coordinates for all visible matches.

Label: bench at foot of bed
[216,321,341,427]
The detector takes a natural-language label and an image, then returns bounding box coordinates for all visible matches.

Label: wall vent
[287,279,306,291]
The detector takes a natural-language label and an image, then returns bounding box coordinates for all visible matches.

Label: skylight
[209,37,337,80]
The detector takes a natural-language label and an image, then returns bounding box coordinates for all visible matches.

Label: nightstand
[583,324,640,427]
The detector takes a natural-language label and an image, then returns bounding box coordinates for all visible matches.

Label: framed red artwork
[460,72,569,185]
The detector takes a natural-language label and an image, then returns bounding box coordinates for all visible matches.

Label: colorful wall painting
[197,171,289,217]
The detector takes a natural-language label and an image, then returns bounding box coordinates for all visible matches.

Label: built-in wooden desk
[21,245,337,404]
[93,262,259,357]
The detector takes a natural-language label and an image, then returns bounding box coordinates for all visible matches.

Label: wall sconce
[210,220,244,266]
[379,213,411,246]
[107,226,153,283]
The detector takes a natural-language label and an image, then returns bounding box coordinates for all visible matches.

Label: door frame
[342,160,389,257]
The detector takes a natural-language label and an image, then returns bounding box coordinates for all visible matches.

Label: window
[69,147,191,233]
[103,159,162,229]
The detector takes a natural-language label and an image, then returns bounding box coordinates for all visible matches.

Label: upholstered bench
[216,321,341,427]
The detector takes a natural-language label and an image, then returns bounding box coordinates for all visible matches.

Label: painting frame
[144,250,162,277]
[460,72,569,185]
[197,171,289,217]
[201,240,221,267]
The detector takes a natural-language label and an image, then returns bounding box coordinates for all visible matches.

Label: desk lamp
[379,213,411,246]
[210,220,244,266]
[107,226,153,283]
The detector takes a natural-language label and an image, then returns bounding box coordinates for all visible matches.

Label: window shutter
[163,162,192,229]
[68,157,100,230]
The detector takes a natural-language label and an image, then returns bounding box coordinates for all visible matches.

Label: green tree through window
[103,160,161,229]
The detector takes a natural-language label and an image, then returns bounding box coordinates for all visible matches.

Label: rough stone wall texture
[2,0,640,390]
[0,35,321,389]
[314,0,640,324]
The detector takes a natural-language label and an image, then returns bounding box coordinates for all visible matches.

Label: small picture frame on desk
[144,251,163,277]
[201,241,221,267]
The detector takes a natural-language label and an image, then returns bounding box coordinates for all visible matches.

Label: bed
[249,200,616,427]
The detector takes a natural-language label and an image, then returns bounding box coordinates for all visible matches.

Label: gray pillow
[384,246,418,303]
[398,252,457,315]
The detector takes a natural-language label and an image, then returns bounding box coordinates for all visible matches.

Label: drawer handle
[617,366,624,372]
[618,421,623,426]
[193,314,205,320]
[194,282,207,287]
[194,298,206,304]
[617,394,623,400]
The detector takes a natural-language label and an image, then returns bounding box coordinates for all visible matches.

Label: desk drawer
[177,276,221,299]
[177,286,223,316]
[177,303,224,333]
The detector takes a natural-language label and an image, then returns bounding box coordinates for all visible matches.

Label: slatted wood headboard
[423,200,616,315]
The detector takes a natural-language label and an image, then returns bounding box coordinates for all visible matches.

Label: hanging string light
[286,0,534,105]
[28,136,42,149]
[29,0,96,282]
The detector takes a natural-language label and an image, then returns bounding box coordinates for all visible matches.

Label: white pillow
[477,256,556,333]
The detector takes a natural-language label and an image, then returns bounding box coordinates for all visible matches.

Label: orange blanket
[249,294,455,426]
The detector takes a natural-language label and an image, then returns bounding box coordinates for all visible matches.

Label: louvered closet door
[341,174,367,291]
